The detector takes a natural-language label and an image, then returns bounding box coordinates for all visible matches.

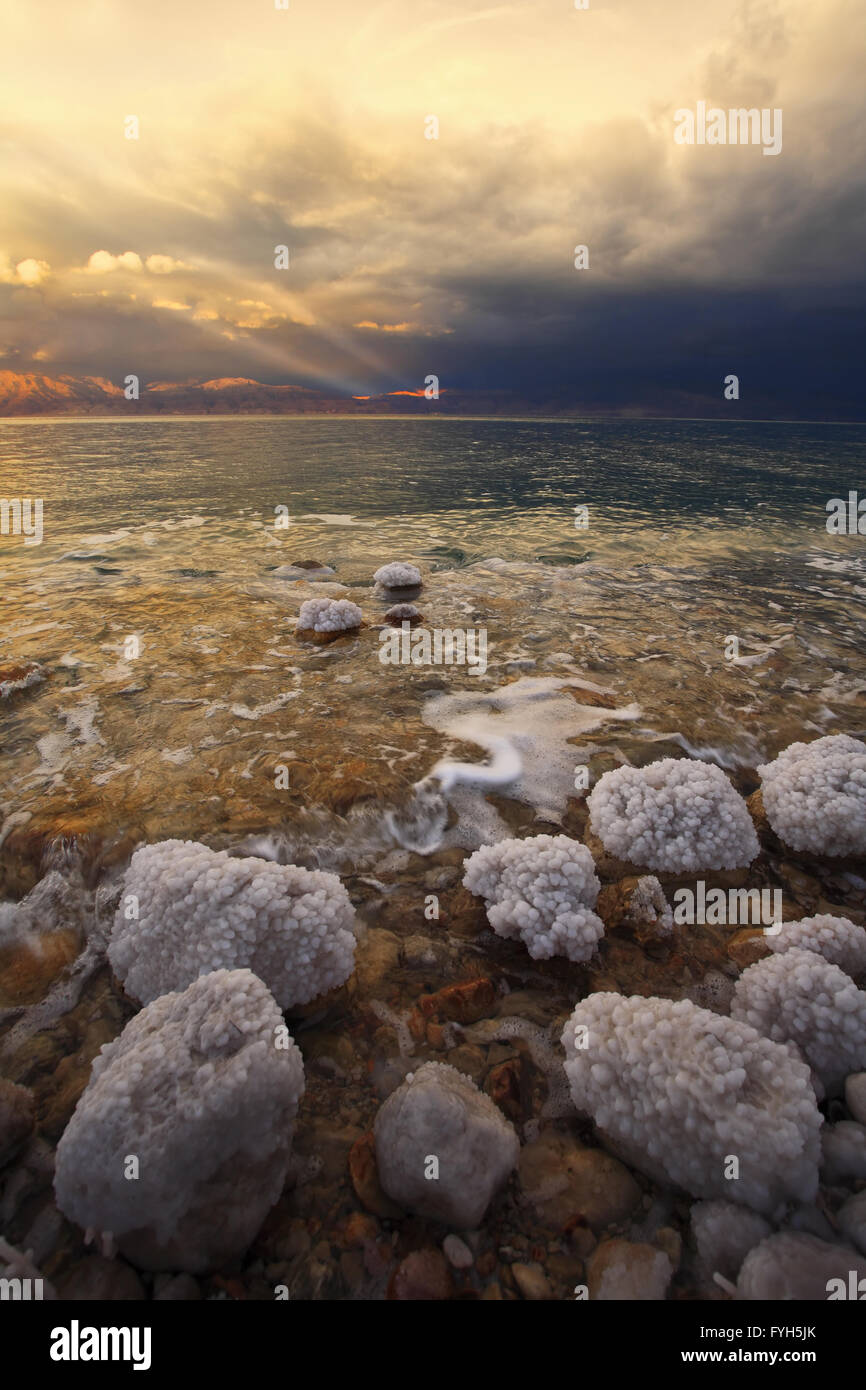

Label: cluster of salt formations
[373,561,422,590]
[561,992,822,1217]
[297,596,363,633]
[290,561,424,637]
[55,969,304,1272]
[108,840,357,1011]
[731,948,866,1094]
[463,834,604,962]
[587,757,759,871]
[757,733,866,857]
[766,913,866,978]
[374,1062,519,1227]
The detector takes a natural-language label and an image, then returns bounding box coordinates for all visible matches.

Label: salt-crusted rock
[731,948,866,1094]
[690,1200,772,1282]
[108,839,357,1010]
[766,914,866,980]
[737,1231,866,1300]
[373,561,422,590]
[0,1078,35,1167]
[562,992,822,1217]
[757,734,866,858]
[821,1120,866,1182]
[586,758,759,872]
[596,875,673,941]
[384,603,421,625]
[845,1072,866,1125]
[462,834,604,962]
[297,596,363,632]
[374,1062,519,1228]
[587,1238,674,1301]
[54,969,305,1273]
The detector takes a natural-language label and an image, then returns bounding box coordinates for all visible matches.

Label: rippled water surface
[1,417,865,869]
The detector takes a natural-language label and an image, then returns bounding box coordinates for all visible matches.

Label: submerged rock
[388,1248,452,1300]
[518,1131,640,1231]
[587,1238,674,1301]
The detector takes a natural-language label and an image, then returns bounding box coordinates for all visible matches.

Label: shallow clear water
[1,417,865,869]
[2,417,866,1301]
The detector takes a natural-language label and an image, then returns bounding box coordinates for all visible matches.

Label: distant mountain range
[0,370,833,419]
[0,370,531,417]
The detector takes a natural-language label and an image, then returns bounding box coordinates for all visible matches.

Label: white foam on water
[422,675,641,821]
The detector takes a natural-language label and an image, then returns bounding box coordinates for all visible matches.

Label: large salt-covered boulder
[766,914,866,980]
[586,758,759,872]
[54,969,304,1272]
[374,1062,519,1228]
[462,834,604,962]
[108,839,357,1009]
[562,992,822,1217]
[757,734,866,858]
[737,1231,866,1300]
[731,948,866,1094]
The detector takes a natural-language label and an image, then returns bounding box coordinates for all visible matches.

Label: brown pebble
[388,1249,453,1301]
[511,1262,553,1301]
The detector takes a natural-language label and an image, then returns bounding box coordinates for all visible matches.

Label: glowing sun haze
[0,0,864,413]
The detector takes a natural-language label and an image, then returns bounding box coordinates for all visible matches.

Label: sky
[1,0,864,414]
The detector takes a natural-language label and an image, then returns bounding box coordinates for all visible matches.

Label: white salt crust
[373,562,422,589]
[374,1062,519,1228]
[758,734,866,857]
[463,834,604,962]
[587,758,759,872]
[297,597,363,632]
[108,839,357,1009]
[731,948,866,1094]
[766,914,866,979]
[54,969,304,1272]
[562,992,822,1216]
